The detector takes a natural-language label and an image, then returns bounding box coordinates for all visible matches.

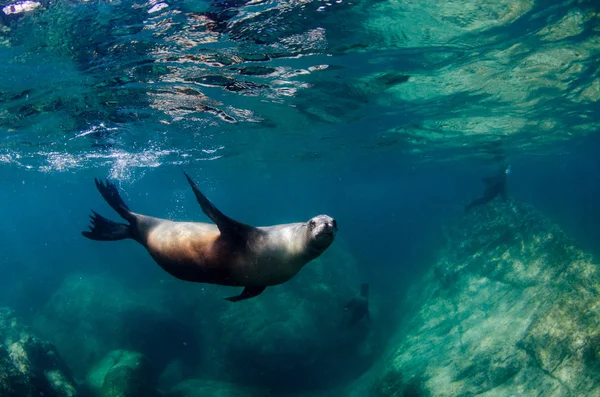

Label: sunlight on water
[1,0,594,175]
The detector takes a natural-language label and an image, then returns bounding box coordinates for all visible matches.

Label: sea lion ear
[182,170,257,241]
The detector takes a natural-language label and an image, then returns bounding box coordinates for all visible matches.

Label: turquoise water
[1,1,600,396]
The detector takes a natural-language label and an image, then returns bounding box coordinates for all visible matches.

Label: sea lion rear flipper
[82,210,131,241]
[183,171,257,239]
[225,286,266,302]
[82,178,135,241]
[94,178,134,221]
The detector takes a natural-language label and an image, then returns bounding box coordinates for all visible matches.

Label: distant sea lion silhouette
[465,164,510,212]
[81,172,338,302]
[343,283,370,327]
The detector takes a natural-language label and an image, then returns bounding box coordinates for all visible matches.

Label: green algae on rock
[0,307,78,397]
[369,200,600,396]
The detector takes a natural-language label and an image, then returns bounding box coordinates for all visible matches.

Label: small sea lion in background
[465,164,510,212]
[343,283,370,327]
[81,171,338,302]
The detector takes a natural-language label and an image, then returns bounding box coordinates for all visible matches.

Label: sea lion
[343,283,370,327]
[465,164,510,212]
[81,171,338,302]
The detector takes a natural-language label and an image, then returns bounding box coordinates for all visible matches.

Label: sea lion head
[305,214,337,253]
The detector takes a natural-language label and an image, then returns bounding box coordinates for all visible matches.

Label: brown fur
[134,215,330,287]
[142,219,229,284]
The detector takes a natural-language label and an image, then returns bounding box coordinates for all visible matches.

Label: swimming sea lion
[465,164,510,212]
[343,283,370,327]
[81,171,338,302]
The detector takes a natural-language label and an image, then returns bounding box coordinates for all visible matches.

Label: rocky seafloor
[0,307,77,397]
[1,238,382,397]
[3,198,600,396]
[346,199,600,397]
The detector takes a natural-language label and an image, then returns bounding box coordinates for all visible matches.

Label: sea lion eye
[309,220,316,227]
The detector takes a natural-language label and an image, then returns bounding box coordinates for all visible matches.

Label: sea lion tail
[82,210,131,241]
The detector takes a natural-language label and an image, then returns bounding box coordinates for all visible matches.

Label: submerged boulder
[0,307,78,397]
[33,239,382,394]
[367,200,600,396]
[85,349,161,397]
[166,379,264,397]
[32,274,197,380]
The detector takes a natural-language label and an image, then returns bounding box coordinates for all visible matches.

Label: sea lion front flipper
[182,171,256,239]
[225,286,266,302]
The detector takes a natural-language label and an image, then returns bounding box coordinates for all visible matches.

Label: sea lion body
[465,164,510,212]
[343,283,370,327]
[138,217,318,287]
[82,173,337,301]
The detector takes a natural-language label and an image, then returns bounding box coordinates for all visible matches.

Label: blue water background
[2,134,600,319]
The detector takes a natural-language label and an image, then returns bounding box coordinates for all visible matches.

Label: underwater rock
[193,239,382,392]
[33,242,381,394]
[166,378,264,397]
[156,359,185,392]
[85,349,161,397]
[32,274,197,380]
[367,200,600,396]
[0,307,78,397]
